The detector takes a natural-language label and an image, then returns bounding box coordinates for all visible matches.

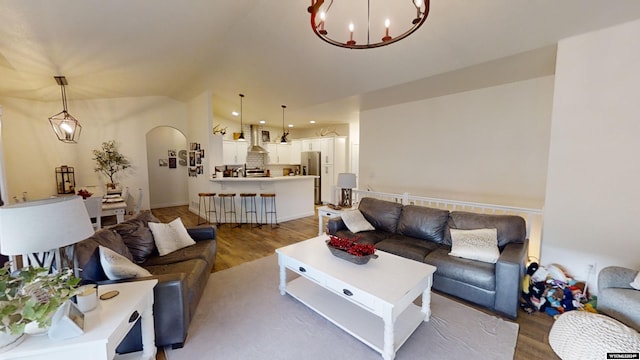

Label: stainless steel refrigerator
[301,151,321,204]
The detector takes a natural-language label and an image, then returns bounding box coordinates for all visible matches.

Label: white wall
[0,95,188,210]
[541,19,640,293]
[359,76,554,208]
[146,126,188,208]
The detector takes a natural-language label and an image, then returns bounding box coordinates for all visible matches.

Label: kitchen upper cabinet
[265,143,292,165]
[223,140,248,164]
[290,140,302,164]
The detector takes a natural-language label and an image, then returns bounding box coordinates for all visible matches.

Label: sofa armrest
[187,225,216,241]
[494,238,528,319]
[104,272,190,351]
[326,218,347,235]
[598,266,638,292]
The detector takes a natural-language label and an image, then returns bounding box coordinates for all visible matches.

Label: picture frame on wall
[168,149,176,157]
[169,157,177,168]
[159,159,168,167]
[262,130,270,143]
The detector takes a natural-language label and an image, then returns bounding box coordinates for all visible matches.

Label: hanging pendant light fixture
[308,0,430,49]
[237,93,246,141]
[48,76,82,143]
[280,105,289,144]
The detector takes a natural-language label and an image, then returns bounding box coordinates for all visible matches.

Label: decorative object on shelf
[212,124,227,135]
[337,173,357,207]
[92,140,131,189]
[55,165,75,194]
[0,264,81,340]
[76,189,93,199]
[237,94,246,141]
[0,196,95,273]
[178,150,188,166]
[307,0,430,49]
[326,235,377,265]
[317,128,340,137]
[48,76,82,143]
[280,105,289,144]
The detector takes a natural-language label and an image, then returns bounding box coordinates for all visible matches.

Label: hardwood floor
[151,205,558,360]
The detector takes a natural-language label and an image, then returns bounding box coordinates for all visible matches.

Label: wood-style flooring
[151,205,558,360]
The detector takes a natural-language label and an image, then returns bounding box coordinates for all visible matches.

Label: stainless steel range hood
[248,125,268,154]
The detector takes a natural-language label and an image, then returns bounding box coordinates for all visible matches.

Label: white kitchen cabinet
[223,140,248,164]
[290,140,302,164]
[265,143,292,165]
[320,164,334,203]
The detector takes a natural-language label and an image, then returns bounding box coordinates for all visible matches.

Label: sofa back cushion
[447,211,526,247]
[397,205,450,243]
[111,219,157,263]
[358,197,403,233]
[76,228,133,282]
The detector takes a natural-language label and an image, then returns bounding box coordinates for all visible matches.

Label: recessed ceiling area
[1,1,640,128]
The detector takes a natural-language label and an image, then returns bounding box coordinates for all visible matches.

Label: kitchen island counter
[208,176,317,222]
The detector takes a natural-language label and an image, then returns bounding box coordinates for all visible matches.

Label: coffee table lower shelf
[286,276,425,359]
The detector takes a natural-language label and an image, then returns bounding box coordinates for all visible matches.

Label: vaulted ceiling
[1,1,640,128]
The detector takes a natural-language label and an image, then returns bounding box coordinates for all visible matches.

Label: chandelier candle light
[308,0,430,49]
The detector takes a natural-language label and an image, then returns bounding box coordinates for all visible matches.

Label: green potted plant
[92,140,131,189]
[0,264,80,346]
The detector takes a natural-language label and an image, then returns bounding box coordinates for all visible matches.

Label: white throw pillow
[99,246,151,280]
[449,228,500,264]
[341,210,375,233]
[630,272,640,290]
[148,217,196,256]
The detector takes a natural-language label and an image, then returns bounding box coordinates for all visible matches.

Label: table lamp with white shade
[337,173,357,208]
[0,196,94,272]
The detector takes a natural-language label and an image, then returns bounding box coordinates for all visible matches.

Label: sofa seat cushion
[425,248,496,291]
[397,205,450,244]
[143,240,216,268]
[145,258,209,317]
[375,235,440,262]
[333,229,391,245]
[358,197,404,233]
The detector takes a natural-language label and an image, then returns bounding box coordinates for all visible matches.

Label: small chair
[197,192,218,225]
[83,196,102,231]
[260,193,278,228]
[239,193,260,228]
[218,193,238,227]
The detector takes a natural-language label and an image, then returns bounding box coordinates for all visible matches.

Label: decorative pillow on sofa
[112,219,157,264]
[631,272,640,290]
[448,228,500,264]
[341,210,375,233]
[99,245,151,280]
[148,217,196,256]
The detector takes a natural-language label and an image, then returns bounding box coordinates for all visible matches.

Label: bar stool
[239,193,260,228]
[218,193,238,227]
[260,193,279,228]
[197,192,217,225]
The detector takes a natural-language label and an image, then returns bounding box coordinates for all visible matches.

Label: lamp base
[340,188,353,208]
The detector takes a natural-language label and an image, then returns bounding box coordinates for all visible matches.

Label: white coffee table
[0,280,157,360]
[276,235,436,360]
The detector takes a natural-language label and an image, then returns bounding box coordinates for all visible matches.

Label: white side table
[317,205,354,235]
[0,280,157,360]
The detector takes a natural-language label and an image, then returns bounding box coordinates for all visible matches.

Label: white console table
[0,280,157,360]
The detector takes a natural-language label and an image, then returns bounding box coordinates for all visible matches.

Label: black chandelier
[308,0,430,49]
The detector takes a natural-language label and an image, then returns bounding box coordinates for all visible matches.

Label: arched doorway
[146,126,188,209]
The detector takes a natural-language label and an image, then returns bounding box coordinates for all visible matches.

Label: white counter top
[210,175,318,182]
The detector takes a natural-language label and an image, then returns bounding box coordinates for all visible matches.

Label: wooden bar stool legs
[218,193,238,228]
[197,193,217,225]
[239,193,260,228]
[260,193,279,228]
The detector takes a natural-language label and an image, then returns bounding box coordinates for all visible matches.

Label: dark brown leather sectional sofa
[74,211,217,351]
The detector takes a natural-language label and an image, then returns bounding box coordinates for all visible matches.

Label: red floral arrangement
[327,235,376,257]
[77,189,93,199]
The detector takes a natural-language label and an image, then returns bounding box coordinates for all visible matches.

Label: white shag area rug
[165,255,518,360]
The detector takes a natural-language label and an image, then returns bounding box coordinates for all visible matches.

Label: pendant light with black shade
[280,105,289,144]
[238,94,246,141]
